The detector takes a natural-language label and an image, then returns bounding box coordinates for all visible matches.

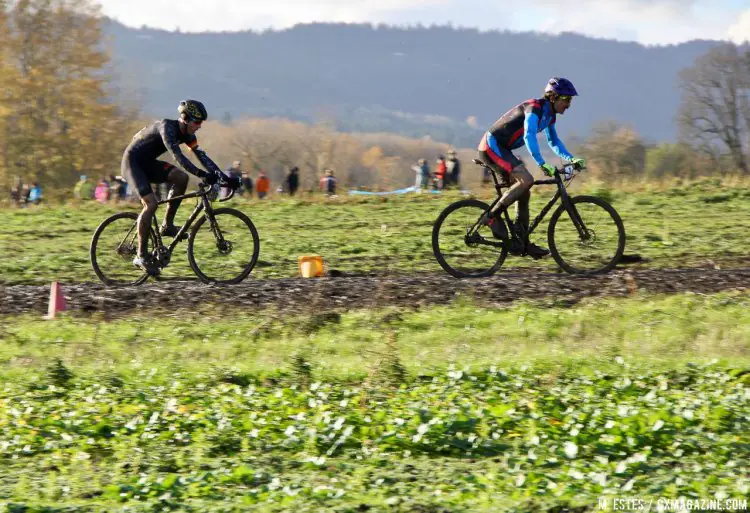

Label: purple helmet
[545,77,578,96]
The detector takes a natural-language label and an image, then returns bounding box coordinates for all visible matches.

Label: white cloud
[531,0,694,17]
[98,0,747,46]
[727,10,750,43]
[525,0,735,45]
[99,0,447,32]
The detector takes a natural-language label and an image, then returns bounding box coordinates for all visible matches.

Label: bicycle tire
[547,195,625,275]
[187,207,260,284]
[90,212,153,286]
[432,198,508,278]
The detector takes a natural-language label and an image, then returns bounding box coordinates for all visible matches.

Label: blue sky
[98,0,750,45]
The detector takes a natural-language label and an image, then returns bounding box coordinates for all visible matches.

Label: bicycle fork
[561,196,591,241]
[201,203,233,255]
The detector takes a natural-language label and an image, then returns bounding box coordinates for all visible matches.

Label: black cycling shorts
[121,157,176,198]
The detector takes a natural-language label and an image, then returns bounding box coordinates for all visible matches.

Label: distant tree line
[0,2,748,197]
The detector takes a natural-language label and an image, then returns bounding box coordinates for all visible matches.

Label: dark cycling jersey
[121,119,222,198]
[478,98,573,171]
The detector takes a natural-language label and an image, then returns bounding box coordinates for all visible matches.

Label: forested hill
[104,20,721,146]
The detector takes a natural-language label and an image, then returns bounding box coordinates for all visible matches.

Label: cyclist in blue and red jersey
[478,77,585,259]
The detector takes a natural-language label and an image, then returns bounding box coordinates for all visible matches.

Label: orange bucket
[298,255,325,278]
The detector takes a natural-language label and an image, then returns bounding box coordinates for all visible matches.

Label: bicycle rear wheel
[547,195,625,275]
[90,212,156,286]
[187,207,260,284]
[432,199,508,278]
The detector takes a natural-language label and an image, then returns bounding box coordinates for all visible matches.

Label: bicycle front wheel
[548,195,625,275]
[187,207,260,284]
[432,199,508,278]
[90,212,155,286]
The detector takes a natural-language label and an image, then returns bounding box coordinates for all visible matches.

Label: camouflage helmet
[178,99,208,122]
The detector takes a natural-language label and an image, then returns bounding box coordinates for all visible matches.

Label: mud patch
[3,267,750,318]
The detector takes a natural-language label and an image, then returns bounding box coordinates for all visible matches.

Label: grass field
[1,293,750,512]
[3,178,750,284]
[1,179,750,512]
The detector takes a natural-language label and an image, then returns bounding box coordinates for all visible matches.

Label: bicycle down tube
[152,191,209,254]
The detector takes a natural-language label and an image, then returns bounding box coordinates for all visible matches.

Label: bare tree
[580,121,646,179]
[678,43,750,173]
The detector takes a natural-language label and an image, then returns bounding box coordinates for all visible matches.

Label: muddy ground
[3,266,750,317]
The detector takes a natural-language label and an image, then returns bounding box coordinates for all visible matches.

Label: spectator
[256,171,270,199]
[227,160,241,177]
[74,175,93,200]
[435,155,447,190]
[20,182,31,206]
[285,166,300,196]
[94,177,110,203]
[10,176,22,206]
[222,160,242,199]
[412,158,430,190]
[27,182,42,205]
[241,172,253,197]
[446,149,461,188]
[108,174,127,201]
[319,168,337,196]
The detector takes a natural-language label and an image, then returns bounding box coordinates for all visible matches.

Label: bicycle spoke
[188,208,259,284]
[550,197,624,274]
[433,199,507,278]
[91,213,152,286]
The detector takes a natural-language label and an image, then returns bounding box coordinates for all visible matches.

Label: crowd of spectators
[412,149,461,191]
[7,153,464,206]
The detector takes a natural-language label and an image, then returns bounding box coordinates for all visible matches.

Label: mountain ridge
[103,20,724,146]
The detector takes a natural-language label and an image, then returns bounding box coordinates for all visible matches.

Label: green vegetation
[1,363,747,512]
[1,293,750,511]
[3,179,750,284]
[3,181,750,511]
[3,293,750,381]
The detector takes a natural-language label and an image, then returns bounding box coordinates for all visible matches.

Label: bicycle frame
[477,162,590,245]
[149,183,233,262]
[150,188,211,257]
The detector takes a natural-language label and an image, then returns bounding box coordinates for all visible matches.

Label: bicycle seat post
[489,167,508,195]
[473,158,507,195]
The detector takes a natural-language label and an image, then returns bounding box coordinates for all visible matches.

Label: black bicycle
[90,179,260,286]
[432,159,625,277]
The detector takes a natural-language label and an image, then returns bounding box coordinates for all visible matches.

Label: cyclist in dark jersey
[478,77,585,259]
[122,99,234,274]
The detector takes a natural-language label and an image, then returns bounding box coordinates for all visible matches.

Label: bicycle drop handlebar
[199,175,241,202]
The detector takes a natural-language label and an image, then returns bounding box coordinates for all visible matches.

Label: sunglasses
[187,117,203,125]
[558,95,573,103]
